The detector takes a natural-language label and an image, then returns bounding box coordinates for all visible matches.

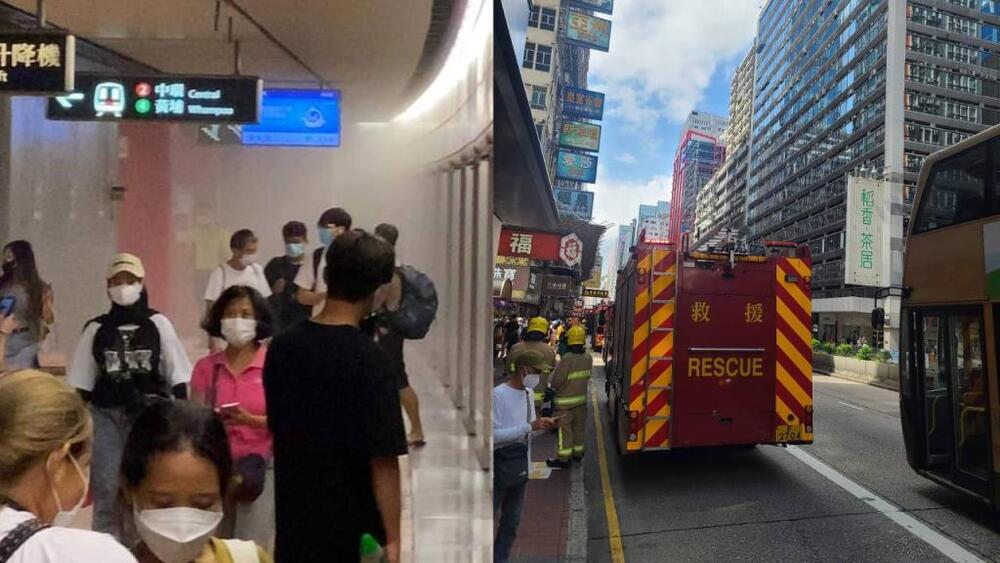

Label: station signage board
[47,73,262,123]
[567,0,614,14]
[562,86,605,121]
[565,12,612,52]
[553,188,594,220]
[0,31,74,93]
[555,150,598,183]
[559,120,601,152]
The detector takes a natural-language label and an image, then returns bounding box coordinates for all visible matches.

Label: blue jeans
[90,405,133,540]
[494,481,527,563]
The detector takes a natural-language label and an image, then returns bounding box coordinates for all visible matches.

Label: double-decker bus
[901,124,1000,505]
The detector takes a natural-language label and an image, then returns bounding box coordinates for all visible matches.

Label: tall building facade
[746,0,1000,351]
[669,111,728,243]
[636,200,671,241]
[522,0,561,162]
[694,48,755,243]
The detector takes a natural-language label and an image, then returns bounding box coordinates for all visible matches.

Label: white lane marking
[786,446,985,563]
[838,400,865,411]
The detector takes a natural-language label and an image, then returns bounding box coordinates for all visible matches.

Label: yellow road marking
[591,385,626,563]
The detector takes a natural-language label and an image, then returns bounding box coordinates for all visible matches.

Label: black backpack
[385,266,438,339]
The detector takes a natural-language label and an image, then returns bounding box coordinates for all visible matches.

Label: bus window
[951,314,988,480]
[913,145,988,233]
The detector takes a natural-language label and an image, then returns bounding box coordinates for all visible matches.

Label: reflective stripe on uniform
[534,391,545,402]
[558,427,573,460]
[554,395,587,408]
[567,370,591,381]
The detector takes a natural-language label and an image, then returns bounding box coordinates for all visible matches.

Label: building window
[540,8,557,31]
[530,85,548,110]
[522,42,552,72]
[529,5,540,27]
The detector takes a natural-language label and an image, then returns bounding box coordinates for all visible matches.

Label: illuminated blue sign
[241,89,341,147]
[555,150,598,183]
[554,188,595,219]
[562,86,604,121]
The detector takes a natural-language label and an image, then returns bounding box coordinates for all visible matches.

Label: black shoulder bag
[211,364,267,503]
[493,389,532,491]
[0,502,50,563]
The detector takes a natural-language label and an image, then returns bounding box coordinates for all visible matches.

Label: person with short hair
[0,370,138,562]
[204,229,271,352]
[192,285,275,552]
[365,223,424,447]
[121,401,272,563]
[66,253,192,540]
[264,221,312,334]
[265,229,406,563]
[294,208,352,315]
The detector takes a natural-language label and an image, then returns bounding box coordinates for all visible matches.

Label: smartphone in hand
[217,402,241,417]
[0,296,15,317]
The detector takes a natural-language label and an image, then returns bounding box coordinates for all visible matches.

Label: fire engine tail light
[628,410,641,440]
[804,404,813,431]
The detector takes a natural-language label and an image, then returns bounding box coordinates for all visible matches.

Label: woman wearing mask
[66,253,193,540]
[122,400,272,563]
[192,285,274,552]
[0,370,137,562]
[0,241,54,370]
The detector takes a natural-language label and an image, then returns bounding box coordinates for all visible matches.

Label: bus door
[914,308,990,495]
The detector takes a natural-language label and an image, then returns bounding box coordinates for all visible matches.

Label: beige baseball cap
[107,253,145,280]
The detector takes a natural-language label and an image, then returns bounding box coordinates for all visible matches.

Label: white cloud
[616,152,637,164]
[590,1,759,126]
[592,172,672,272]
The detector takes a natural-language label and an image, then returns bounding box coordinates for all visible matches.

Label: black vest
[89,316,167,413]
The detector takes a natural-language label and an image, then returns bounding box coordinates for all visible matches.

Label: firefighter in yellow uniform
[546,325,593,468]
[506,317,557,414]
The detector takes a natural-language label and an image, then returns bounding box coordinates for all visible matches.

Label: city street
[585,364,1000,562]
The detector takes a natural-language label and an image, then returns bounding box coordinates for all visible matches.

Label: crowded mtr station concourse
[0,0,492,562]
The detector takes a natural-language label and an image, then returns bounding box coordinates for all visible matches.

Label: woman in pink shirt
[191,285,274,553]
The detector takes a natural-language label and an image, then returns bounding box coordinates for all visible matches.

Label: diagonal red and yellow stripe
[774,257,813,444]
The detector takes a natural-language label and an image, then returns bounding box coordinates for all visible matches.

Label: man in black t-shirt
[264,221,312,332]
[264,229,406,563]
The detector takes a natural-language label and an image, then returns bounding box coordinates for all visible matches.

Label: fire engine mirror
[871,307,885,330]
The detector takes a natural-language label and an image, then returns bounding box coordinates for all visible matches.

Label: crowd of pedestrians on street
[0,206,438,563]
[492,314,593,563]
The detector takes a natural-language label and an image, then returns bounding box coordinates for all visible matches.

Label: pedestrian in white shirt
[204,229,271,351]
[294,208,352,316]
[493,348,557,563]
[0,370,137,563]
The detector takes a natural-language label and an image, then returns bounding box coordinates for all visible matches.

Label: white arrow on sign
[55,92,84,108]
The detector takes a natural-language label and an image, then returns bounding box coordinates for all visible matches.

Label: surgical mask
[221,318,257,347]
[318,228,334,247]
[286,243,305,258]
[50,452,88,527]
[523,373,541,389]
[109,283,143,306]
[239,253,258,267]
[134,506,223,563]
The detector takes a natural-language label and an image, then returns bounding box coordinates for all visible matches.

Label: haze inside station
[0,0,492,398]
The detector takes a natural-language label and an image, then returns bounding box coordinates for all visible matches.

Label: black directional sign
[0,31,75,93]
[47,73,261,123]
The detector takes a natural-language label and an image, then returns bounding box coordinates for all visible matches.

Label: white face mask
[50,452,88,527]
[109,282,143,306]
[239,253,258,266]
[134,506,223,563]
[523,373,541,389]
[220,318,257,347]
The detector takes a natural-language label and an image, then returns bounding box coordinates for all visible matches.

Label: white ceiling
[4,0,435,118]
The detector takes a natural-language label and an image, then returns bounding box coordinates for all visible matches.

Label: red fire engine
[603,234,814,455]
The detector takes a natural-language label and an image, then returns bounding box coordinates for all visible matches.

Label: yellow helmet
[567,325,586,346]
[527,316,549,334]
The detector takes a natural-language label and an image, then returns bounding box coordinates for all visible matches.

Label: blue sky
[586,1,761,277]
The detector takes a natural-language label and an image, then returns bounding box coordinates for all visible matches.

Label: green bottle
[360,533,387,563]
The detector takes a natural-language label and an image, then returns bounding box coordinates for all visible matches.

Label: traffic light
[871,307,885,330]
